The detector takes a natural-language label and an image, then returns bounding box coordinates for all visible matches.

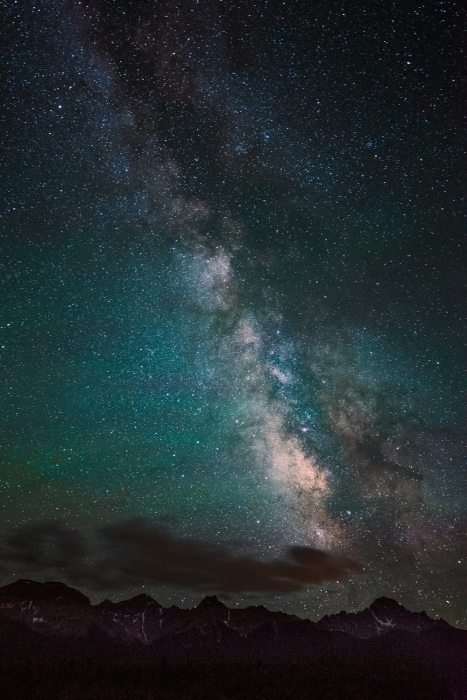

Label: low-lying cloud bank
[1,518,361,593]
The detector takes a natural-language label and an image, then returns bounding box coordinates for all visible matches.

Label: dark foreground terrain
[0,580,466,699]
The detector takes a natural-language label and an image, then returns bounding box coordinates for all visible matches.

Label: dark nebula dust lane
[1,0,466,625]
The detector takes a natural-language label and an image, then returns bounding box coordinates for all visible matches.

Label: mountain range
[0,579,465,699]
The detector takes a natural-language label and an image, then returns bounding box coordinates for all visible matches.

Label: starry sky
[1,0,466,625]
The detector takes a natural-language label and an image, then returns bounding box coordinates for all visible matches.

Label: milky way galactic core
[1,0,465,625]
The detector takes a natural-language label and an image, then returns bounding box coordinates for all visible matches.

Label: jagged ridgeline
[0,580,466,699]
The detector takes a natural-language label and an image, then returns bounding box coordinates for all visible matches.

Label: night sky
[1,0,466,626]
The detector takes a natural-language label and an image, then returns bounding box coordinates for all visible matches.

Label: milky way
[1,0,465,625]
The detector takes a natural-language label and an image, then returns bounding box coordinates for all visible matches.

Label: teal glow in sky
[1,0,465,626]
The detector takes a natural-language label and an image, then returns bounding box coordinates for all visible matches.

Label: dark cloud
[2,518,360,593]
[5,521,88,570]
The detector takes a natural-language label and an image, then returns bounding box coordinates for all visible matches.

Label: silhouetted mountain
[316,595,452,638]
[0,580,465,699]
[0,578,91,606]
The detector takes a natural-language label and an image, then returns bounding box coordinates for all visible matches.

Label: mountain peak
[370,597,404,608]
[0,579,90,606]
[95,593,161,613]
[196,595,228,610]
[125,593,159,606]
[369,597,406,614]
